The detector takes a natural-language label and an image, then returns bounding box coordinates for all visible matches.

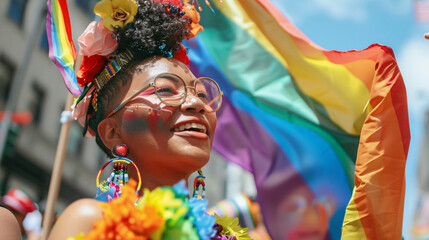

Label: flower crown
[72,0,208,136]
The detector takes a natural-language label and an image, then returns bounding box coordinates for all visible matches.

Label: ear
[97,118,123,150]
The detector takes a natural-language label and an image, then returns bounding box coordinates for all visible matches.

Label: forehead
[132,57,195,85]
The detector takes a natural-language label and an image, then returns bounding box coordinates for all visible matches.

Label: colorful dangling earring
[95,144,142,201]
[193,169,206,199]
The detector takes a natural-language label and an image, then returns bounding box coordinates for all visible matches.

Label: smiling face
[98,57,217,188]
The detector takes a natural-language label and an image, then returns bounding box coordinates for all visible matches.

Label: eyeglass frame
[105,73,223,119]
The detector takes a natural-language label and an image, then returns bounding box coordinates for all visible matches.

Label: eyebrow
[158,74,180,82]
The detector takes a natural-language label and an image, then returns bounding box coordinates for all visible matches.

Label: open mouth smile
[172,122,207,134]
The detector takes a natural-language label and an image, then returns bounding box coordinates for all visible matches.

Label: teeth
[173,123,207,133]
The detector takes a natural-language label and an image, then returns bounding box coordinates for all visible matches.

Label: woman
[47,0,225,239]
[0,207,22,240]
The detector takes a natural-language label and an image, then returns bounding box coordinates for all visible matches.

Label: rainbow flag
[46,0,82,96]
[187,0,410,239]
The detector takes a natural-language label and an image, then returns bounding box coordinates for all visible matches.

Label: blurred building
[0,0,108,211]
[0,0,255,213]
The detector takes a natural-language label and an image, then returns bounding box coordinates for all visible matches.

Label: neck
[126,160,192,191]
[138,171,191,191]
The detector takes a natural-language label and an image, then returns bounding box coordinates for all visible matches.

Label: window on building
[0,55,16,107]
[7,0,28,26]
[75,0,98,16]
[40,8,49,52]
[40,28,49,52]
[28,83,45,125]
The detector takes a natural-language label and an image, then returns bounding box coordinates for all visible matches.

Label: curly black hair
[86,0,191,157]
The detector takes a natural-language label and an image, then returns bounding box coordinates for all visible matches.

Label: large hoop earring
[96,144,142,200]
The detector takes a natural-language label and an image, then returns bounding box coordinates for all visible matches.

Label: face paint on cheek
[122,109,149,133]
[147,106,175,133]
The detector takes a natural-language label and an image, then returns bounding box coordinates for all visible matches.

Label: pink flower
[72,86,96,137]
[78,21,118,56]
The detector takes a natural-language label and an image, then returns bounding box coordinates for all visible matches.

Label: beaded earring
[193,169,206,199]
[96,144,142,201]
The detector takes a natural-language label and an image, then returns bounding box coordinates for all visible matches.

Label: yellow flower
[66,233,85,240]
[215,214,251,240]
[94,0,138,31]
[137,187,189,240]
[138,188,188,223]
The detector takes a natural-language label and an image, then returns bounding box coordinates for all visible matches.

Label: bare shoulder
[48,198,103,240]
[0,207,22,240]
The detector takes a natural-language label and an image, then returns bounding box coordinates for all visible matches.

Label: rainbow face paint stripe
[188,0,410,239]
[46,0,81,95]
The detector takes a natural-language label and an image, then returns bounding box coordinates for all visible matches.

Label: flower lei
[67,180,250,240]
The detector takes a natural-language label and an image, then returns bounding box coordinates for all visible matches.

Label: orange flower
[81,180,164,240]
[182,0,204,39]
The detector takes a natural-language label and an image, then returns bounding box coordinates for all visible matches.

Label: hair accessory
[189,0,219,14]
[96,144,141,199]
[94,0,138,31]
[94,50,134,90]
[78,20,118,56]
[193,169,206,199]
[91,89,99,112]
[182,0,204,39]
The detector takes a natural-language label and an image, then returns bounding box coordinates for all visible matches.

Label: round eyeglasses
[106,73,223,118]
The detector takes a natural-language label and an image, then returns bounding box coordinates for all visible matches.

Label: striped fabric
[46,0,81,96]
[187,0,410,239]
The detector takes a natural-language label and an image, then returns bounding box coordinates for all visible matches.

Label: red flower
[173,44,190,68]
[76,55,107,87]
[154,0,182,7]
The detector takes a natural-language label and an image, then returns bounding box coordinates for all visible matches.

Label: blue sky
[275,0,416,51]
[270,0,429,238]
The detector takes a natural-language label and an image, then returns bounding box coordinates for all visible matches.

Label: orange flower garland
[70,180,163,240]
[67,179,251,240]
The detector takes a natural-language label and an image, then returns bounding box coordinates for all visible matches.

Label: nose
[180,90,206,114]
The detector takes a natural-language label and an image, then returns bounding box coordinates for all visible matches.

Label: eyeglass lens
[194,78,221,112]
[154,74,221,112]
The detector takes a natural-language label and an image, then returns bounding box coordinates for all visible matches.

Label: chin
[168,134,212,158]
[167,145,210,170]
[180,149,210,167]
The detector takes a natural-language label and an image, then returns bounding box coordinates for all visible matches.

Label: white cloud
[379,0,412,16]
[311,0,370,22]
[397,36,429,111]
